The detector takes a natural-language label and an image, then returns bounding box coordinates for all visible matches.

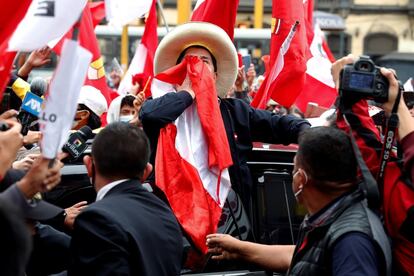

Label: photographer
[333,55,414,275]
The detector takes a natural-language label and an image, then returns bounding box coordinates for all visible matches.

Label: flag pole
[157,0,170,33]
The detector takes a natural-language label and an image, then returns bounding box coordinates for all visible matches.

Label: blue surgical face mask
[119,115,134,123]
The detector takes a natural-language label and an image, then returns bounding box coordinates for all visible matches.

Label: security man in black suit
[68,122,183,275]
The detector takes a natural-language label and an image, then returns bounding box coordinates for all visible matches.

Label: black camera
[339,56,389,103]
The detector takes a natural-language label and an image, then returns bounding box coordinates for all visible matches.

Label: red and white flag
[8,0,87,51]
[191,0,239,40]
[40,39,92,159]
[153,56,233,254]
[251,0,309,109]
[117,0,157,97]
[52,3,111,105]
[295,23,337,112]
[251,22,301,109]
[105,0,152,27]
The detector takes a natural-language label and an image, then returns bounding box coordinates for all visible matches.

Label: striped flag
[153,56,233,253]
[117,0,157,97]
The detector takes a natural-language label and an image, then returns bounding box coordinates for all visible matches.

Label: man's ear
[83,155,93,177]
[140,163,153,182]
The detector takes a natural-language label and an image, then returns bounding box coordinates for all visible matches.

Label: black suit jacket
[68,180,183,276]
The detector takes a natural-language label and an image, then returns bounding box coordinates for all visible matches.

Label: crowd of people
[0,20,413,276]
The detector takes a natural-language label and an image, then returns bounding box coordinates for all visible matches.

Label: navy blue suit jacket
[68,180,183,276]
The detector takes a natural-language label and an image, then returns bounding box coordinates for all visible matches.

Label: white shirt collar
[96,179,129,201]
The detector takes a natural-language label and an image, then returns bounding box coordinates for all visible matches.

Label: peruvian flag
[295,23,337,112]
[295,0,337,112]
[52,2,111,104]
[191,0,239,40]
[0,0,32,99]
[251,0,308,109]
[117,0,157,97]
[251,21,301,109]
[154,56,233,253]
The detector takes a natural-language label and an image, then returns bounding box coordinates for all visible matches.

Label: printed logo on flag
[21,92,44,116]
[34,0,55,17]
[271,18,282,35]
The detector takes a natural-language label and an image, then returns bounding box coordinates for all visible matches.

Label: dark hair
[296,127,357,190]
[120,95,135,109]
[78,103,102,129]
[92,122,150,179]
[176,45,218,72]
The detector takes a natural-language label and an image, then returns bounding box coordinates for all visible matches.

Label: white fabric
[404,78,413,92]
[40,39,92,159]
[152,79,231,207]
[306,24,335,88]
[9,0,87,51]
[78,86,108,116]
[118,43,147,95]
[105,0,152,27]
[106,95,123,123]
[96,179,129,201]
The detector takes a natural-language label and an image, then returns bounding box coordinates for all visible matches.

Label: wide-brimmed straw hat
[154,22,238,97]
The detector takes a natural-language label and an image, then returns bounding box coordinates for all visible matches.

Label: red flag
[191,0,239,40]
[53,3,111,104]
[155,56,233,254]
[294,1,337,112]
[0,0,32,99]
[118,0,157,97]
[89,1,106,27]
[251,0,308,108]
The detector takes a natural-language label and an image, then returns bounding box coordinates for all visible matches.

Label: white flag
[8,0,87,51]
[105,0,152,27]
[40,39,92,159]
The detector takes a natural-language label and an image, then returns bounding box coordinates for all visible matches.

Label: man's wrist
[17,178,38,199]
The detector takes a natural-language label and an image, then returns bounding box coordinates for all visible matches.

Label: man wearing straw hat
[140,23,310,259]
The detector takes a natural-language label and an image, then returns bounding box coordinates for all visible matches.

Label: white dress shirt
[96,179,129,201]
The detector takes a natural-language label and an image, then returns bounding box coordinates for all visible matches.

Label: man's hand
[177,73,195,99]
[18,47,52,78]
[0,109,18,120]
[246,64,256,90]
[0,120,23,178]
[331,54,356,89]
[16,157,64,199]
[206,233,243,261]
[234,66,246,91]
[64,201,88,230]
[12,153,40,171]
[23,130,42,145]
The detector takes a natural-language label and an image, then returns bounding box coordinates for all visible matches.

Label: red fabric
[155,56,232,253]
[294,1,337,113]
[251,0,309,108]
[295,75,337,112]
[53,4,111,103]
[138,0,157,98]
[0,0,31,98]
[88,1,106,27]
[337,101,414,274]
[0,0,32,49]
[191,0,239,40]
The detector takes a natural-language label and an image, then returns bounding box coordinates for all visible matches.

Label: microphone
[17,78,47,135]
[62,126,94,160]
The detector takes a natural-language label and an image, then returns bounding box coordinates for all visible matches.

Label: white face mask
[119,115,134,123]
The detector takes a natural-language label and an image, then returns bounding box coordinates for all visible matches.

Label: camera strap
[344,114,381,210]
[377,91,402,186]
